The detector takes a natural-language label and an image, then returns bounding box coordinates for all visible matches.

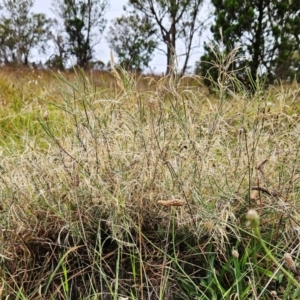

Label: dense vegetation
[198,0,300,88]
[0,0,299,85]
[0,64,300,299]
[1,1,300,298]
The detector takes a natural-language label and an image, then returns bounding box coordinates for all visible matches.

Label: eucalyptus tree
[107,14,157,71]
[52,0,108,68]
[128,0,206,76]
[198,0,300,88]
[0,0,50,65]
[46,19,69,70]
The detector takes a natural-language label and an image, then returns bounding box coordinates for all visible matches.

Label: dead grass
[0,67,300,299]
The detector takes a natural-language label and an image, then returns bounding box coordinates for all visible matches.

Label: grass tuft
[0,64,300,299]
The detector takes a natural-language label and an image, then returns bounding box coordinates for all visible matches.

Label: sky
[33,0,209,73]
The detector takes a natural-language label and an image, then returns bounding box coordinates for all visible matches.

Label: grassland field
[0,66,300,299]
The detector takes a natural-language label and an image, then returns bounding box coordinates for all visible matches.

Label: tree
[53,0,108,69]
[46,19,69,70]
[0,0,50,66]
[128,0,206,76]
[271,1,300,81]
[107,14,157,71]
[198,0,300,89]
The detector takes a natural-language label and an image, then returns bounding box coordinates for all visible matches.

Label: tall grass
[0,62,299,299]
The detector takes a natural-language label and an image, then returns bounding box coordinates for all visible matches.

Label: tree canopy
[0,0,299,83]
[52,0,108,68]
[128,0,206,75]
[107,14,157,72]
[197,0,300,90]
[0,0,50,65]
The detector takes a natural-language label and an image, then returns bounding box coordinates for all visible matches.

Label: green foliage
[46,19,69,70]
[198,0,300,89]
[53,0,108,68]
[0,0,50,65]
[107,14,157,72]
[45,54,65,70]
[128,0,206,75]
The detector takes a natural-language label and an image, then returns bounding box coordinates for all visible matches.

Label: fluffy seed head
[232,249,239,258]
[157,199,185,207]
[270,290,277,298]
[284,252,296,271]
[246,209,260,227]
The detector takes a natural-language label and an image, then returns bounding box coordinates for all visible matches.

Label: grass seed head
[43,110,49,121]
[232,249,239,258]
[284,252,296,272]
[246,209,260,227]
[157,199,185,207]
[270,290,277,298]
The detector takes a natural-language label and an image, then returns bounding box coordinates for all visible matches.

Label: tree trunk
[166,41,173,75]
[165,17,176,75]
[251,0,264,83]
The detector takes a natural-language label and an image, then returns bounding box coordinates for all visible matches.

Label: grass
[0,64,300,299]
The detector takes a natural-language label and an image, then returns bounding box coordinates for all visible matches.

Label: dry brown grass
[0,67,300,298]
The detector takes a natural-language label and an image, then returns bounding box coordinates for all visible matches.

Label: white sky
[33,0,209,73]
